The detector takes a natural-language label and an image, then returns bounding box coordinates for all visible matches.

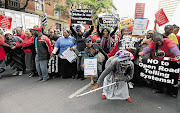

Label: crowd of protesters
[0,17,180,102]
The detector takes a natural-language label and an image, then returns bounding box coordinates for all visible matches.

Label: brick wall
[22,0,35,11]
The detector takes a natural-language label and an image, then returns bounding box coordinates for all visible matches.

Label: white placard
[132,18,148,36]
[62,47,77,63]
[84,58,97,76]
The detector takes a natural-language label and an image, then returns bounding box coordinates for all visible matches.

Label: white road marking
[68,83,91,99]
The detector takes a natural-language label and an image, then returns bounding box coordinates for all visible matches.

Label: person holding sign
[139,32,180,97]
[82,38,108,84]
[70,14,94,80]
[91,51,134,102]
[51,29,77,78]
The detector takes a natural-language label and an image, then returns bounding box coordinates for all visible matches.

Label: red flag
[135,3,145,18]
[0,15,12,29]
[155,9,169,26]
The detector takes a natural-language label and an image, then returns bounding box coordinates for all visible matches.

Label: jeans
[35,54,49,80]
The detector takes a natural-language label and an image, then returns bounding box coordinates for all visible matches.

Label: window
[54,4,60,16]
[36,0,43,11]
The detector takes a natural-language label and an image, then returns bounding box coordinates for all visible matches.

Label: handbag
[94,52,105,62]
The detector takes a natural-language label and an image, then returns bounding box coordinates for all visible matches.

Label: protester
[32,27,53,82]
[11,29,35,77]
[42,28,59,45]
[4,31,25,76]
[14,27,25,40]
[91,30,101,44]
[0,34,10,78]
[52,29,77,78]
[91,51,134,102]
[173,24,180,46]
[97,20,118,53]
[83,38,108,84]
[70,16,94,80]
[139,32,180,97]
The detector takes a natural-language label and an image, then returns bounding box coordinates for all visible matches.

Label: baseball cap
[76,25,82,30]
[32,27,42,32]
[85,38,92,43]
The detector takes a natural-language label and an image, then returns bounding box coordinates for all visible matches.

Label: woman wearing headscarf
[52,29,77,78]
[11,29,35,77]
[91,50,134,102]
[4,31,25,76]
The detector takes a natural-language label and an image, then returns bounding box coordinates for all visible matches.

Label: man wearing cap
[32,27,53,82]
[70,16,94,80]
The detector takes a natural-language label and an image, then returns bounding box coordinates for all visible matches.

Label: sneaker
[127,97,132,103]
[41,79,49,83]
[12,71,19,76]
[28,73,34,78]
[102,93,106,100]
[91,79,94,85]
[19,71,23,76]
[0,68,5,73]
[128,82,134,89]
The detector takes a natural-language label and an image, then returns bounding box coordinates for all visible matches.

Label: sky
[113,0,159,30]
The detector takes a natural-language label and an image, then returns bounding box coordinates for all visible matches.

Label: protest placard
[71,9,92,25]
[118,35,139,50]
[99,13,118,27]
[84,58,97,77]
[120,18,133,32]
[139,58,179,85]
[132,18,148,36]
[135,3,145,18]
[0,15,12,29]
[62,47,78,63]
[155,9,169,26]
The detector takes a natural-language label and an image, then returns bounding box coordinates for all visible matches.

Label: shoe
[72,76,75,79]
[127,97,132,103]
[41,79,48,83]
[102,93,106,100]
[19,71,23,76]
[170,94,177,98]
[28,73,34,77]
[12,71,19,76]
[91,79,94,85]
[128,82,134,89]
[36,78,43,82]
[81,77,85,80]
[0,68,5,73]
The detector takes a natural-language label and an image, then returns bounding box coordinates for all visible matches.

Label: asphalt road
[0,68,179,113]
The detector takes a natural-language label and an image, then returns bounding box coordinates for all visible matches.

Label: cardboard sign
[155,9,169,26]
[0,15,12,29]
[71,9,92,25]
[135,3,145,18]
[118,35,139,50]
[99,13,118,27]
[84,58,97,77]
[120,18,133,32]
[139,58,179,85]
[132,18,148,36]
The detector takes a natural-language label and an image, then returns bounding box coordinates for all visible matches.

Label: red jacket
[0,35,6,60]
[14,32,25,40]
[15,36,34,55]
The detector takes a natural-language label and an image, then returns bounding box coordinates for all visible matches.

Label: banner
[99,13,118,27]
[132,18,148,36]
[48,55,58,73]
[84,58,97,77]
[155,9,169,27]
[139,58,180,85]
[120,18,133,32]
[135,3,145,18]
[71,9,92,25]
[118,35,139,50]
[0,15,12,29]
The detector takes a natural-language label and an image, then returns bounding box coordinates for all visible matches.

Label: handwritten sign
[84,58,97,77]
[132,18,148,36]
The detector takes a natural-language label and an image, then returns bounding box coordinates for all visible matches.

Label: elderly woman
[52,29,77,78]
[91,51,134,102]
[139,32,180,98]
[12,29,35,77]
[82,38,108,84]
